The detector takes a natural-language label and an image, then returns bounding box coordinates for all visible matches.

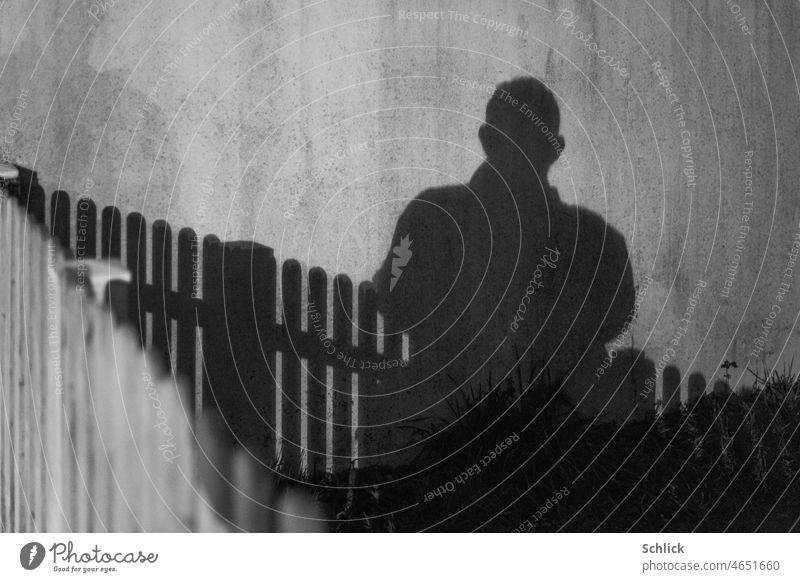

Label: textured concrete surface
[2,1,799,440]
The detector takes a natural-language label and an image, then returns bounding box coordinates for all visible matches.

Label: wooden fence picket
[0,197,11,531]
[10,198,22,532]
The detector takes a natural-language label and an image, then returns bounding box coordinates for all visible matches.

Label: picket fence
[42,189,409,475]
[0,193,198,532]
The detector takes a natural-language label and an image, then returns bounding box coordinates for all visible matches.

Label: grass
[297,361,800,532]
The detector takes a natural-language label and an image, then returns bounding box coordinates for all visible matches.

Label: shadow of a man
[371,77,637,456]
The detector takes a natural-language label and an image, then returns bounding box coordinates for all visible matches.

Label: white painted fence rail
[0,189,197,532]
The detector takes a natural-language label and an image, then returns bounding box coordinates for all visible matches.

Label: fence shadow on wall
[13,170,408,478]
[11,171,719,468]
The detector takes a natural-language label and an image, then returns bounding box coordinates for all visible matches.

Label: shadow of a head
[478,77,565,187]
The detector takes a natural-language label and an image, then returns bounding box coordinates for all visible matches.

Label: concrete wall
[2,0,799,410]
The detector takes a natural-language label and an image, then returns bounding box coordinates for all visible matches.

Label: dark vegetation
[294,362,800,532]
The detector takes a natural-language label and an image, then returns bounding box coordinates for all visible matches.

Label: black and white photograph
[1,0,799,579]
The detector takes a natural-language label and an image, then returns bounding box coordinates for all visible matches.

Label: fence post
[10,195,23,531]
[23,221,43,531]
[0,163,18,530]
